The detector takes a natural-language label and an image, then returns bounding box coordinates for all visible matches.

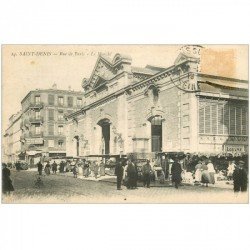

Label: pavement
[26,167,233,189]
[3,169,247,204]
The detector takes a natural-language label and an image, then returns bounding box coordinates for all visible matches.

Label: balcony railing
[29,102,44,109]
[20,132,30,140]
[29,131,44,137]
[29,117,44,124]
[20,119,31,129]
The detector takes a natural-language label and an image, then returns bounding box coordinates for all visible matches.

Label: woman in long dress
[227,161,236,181]
[99,160,105,176]
[44,162,51,175]
[83,161,90,177]
[207,160,215,184]
[194,161,202,183]
[93,161,99,179]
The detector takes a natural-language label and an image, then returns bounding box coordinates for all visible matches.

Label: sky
[2,44,248,131]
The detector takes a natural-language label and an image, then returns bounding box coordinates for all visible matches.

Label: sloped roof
[131,66,160,75]
[198,74,248,90]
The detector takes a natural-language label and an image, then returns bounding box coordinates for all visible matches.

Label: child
[34,176,44,188]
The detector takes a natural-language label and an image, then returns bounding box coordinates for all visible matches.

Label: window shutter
[229,106,236,135]
[205,105,211,134]
[223,105,229,135]
[211,105,217,134]
[48,124,54,135]
[217,104,224,134]
[48,110,54,120]
[68,96,73,107]
[199,107,205,134]
[242,107,247,135]
[236,106,241,135]
[48,94,54,105]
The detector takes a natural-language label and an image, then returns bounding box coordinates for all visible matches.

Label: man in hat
[142,160,152,188]
[115,159,124,190]
[37,161,43,176]
[233,161,248,192]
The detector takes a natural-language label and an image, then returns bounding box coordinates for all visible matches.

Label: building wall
[3,112,22,163]
[197,97,248,154]
[65,52,248,158]
[21,89,83,157]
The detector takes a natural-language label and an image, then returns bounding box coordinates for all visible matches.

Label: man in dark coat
[52,161,58,174]
[2,163,14,194]
[59,161,65,173]
[15,161,21,171]
[126,159,137,189]
[233,161,248,192]
[115,160,124,190]
[171,158,182,189]
[142,160,152,188]
[37,161,43,175]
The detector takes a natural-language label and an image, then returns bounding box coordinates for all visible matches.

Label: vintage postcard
[1,44,248,203]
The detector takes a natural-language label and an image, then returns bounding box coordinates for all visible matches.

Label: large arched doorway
[150,116,162,152]
[98,119,110,155]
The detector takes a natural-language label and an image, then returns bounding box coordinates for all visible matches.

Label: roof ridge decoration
[84,53,132,92]
[175,45,203,65]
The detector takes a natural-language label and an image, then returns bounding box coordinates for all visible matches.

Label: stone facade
[66,46,248,159]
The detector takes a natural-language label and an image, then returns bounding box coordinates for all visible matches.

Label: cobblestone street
[2,170,248,203]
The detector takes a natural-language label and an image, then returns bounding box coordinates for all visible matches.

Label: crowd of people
[36,159,107,179]
[2,155,248,194]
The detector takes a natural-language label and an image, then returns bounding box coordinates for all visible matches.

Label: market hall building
[65,46,248,161]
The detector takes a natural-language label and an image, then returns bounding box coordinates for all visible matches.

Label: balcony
[20,119,31,129]
[29,117,44,124]
[20,132,30,140]
[20,134,25,141]
[29,131,44,138]
[29,102,44,110]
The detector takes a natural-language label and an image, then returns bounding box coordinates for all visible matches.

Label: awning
[26,150,42,156]
[48,151,66,154]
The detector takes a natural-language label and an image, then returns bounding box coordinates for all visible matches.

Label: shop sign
[26,138,43,145]
[224,145,245,153]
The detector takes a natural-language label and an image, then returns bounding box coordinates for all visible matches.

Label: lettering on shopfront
[224,145,245,153]
[26,138,43,145]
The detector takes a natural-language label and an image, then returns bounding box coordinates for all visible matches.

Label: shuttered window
[68,96,73,107]
[217,104,224,134]
[211,105,217,134]
[199,99,247,136]
[236,106,241,135]
[48,94,55,105]
[242,108,247,135]
[204,105,211,134]
[229,107,236,135]
[199,108,205,134]
[48,124,54,135]
[48,110,54,121]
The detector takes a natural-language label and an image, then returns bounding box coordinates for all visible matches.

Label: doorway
[98,119,110,155]
[74,136,80,156]
[151,116,162,152]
